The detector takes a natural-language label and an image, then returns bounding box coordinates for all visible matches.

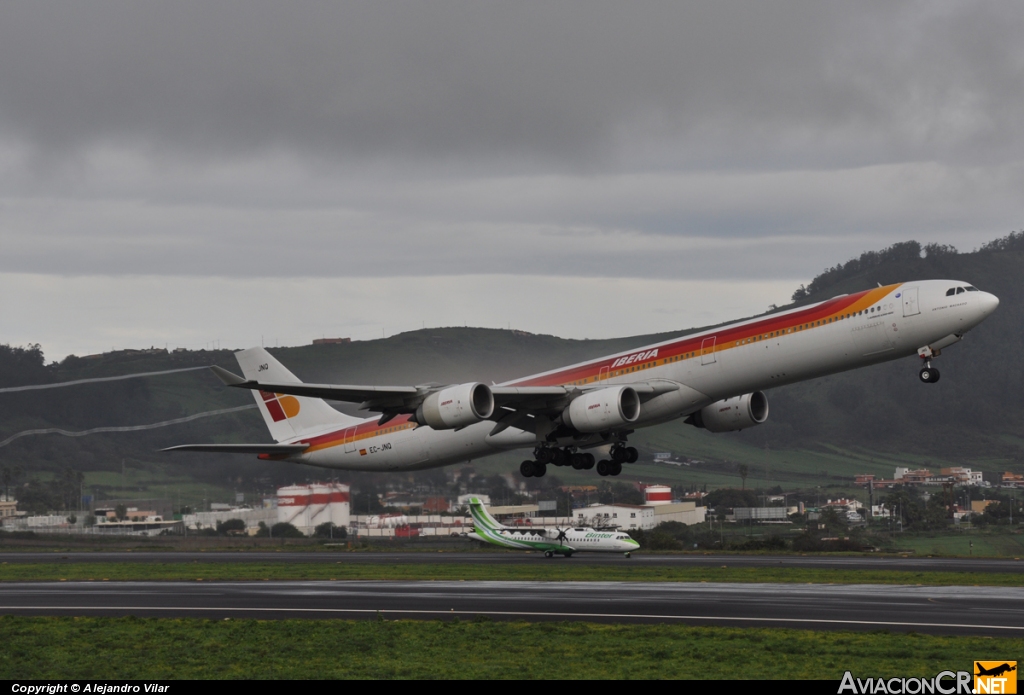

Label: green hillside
[1,233,1022,504]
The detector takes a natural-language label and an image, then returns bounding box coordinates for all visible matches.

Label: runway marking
[1,606,1022,631]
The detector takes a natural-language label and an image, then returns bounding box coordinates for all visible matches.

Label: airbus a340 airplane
[166,280,998,478]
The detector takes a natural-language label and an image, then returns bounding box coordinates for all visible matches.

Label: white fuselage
[469,526,639,555]
[285,280,998,471]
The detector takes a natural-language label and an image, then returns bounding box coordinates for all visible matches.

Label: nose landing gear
[917,346,941,384]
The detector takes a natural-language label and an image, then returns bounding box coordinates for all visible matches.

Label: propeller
[554,527,569,545]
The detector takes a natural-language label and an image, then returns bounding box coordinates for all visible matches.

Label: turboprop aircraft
[465,497,639,557]
[165,279,998,478]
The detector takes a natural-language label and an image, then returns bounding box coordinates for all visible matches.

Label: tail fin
[468,497,505,531]
[235,347,362,442]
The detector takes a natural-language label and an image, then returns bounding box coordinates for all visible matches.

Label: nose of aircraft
[978,291,1000,319]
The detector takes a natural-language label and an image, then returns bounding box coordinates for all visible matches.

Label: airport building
[184,506,276,533]
[276,483,350,535]
[574,500,705,530]
[0,496,17,520]
[733,507,788,521]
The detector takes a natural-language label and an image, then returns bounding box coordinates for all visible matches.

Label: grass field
[894,534,1024,558]
[1,615,1019,679]
[2,562,1023,586]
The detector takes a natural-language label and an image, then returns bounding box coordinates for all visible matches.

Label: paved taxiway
[1,580,1021,636]
[1,551,1021,573]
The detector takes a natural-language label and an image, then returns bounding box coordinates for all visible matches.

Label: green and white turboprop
[466,497,639,558]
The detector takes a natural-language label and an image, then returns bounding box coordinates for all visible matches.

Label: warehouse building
[276,483,350,535]
[575,499,705,530]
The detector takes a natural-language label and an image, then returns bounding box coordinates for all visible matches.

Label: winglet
[210,364,250,387]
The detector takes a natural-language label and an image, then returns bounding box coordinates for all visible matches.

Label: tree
[352,485,384,514]
[819,506,844,533]
[56,467,84,511]
[737,464,749,490]
[704,488,758,509]
[115,504,127,521]
[314,522,347,539]
[255,521,305,538]
[597,481,643,506]
[1,465,23,501]
[216,518,246,535]
[270,522,305,538]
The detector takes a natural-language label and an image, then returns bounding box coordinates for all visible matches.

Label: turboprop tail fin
[467,497,505,531]
[233,347,361,442]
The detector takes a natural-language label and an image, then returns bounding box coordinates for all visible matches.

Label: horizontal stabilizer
[161,443,309,455]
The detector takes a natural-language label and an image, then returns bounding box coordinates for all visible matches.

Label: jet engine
[414,383,495,429]
[689,391,768,432]
[561,386,640,433]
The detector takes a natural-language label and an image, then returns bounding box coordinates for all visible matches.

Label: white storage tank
[644,485,673,506]
[277,483,350,535]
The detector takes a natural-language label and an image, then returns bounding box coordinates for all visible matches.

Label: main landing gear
[520,444,639,478]
[917,347,941,384]
[521,446,594,477]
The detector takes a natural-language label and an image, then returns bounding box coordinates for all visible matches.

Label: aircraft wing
[211,365,419,406]
[209,364,698,433]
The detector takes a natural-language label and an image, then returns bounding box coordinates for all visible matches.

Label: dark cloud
[1,2,1021,170]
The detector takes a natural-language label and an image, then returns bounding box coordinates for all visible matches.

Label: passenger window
[945,288,956,296]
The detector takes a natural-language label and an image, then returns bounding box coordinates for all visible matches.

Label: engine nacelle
[690,392,769,432]
[414,383,494,429]
[561,386,640,433]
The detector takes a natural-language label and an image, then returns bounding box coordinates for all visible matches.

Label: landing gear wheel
[610,461,623,476]
[919,367,940,383]
[624,552,631,558]
[520,460,536,477]
[535,448,553,464]
[625,447,638,463]
[552,448,568,466]
[596,460,611,476]
[571,453,586,470]
[544,550,553,558]
[534,461,547,477]
[583,453,595,469]
[611,446,627,464]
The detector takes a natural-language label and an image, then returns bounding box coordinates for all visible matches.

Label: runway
[1,580,1022,636]
[0,550,1022,573]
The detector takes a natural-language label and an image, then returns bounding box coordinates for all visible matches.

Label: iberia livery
[466,498,639,557]
[165,280,998,478]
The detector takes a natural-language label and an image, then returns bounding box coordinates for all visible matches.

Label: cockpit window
[956,287,965,294]
[945,288,956,296]
[965,286,979,291]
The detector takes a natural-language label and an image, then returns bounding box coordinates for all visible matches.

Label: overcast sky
[1,2,1021,361]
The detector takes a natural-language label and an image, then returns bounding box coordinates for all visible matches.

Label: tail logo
[260,391,301,422]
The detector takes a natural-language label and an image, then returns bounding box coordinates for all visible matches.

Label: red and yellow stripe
[509,284,901,387]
